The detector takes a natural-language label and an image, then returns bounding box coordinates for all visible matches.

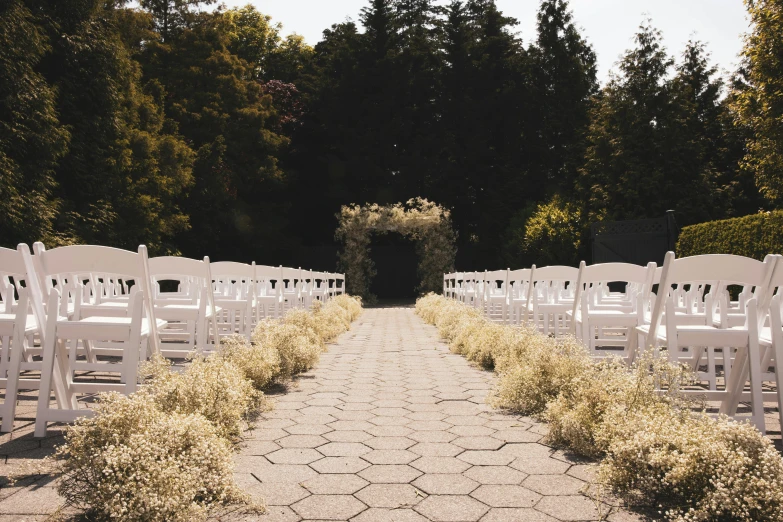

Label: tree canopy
[0,0,780,271]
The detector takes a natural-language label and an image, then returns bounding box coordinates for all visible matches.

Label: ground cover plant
[415,293,783,522]
[53,296,363,521]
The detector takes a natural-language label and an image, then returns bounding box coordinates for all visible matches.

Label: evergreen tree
[137,0,215,42]
[393,0,441,198]
[527,0,597,195]
[671,41,759,218]
[463,0,528,265]
[578,22,681,223]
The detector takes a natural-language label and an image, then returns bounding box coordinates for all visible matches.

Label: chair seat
[637,324,749,347]
[537,302,572,312]
[80,301,131,317]
[585,309,639,318]
[214,298,251,310]
[57,316,166,340]
[0,313,38,335]
[155,303,221,319]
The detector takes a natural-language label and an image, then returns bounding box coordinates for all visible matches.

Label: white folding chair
[148,256,220,357]
[743,255,783,434]
[330,273,346,297]
[508,267,535,325]
[482,269,509,322]
[255,264,282,321]
[0,246,43,432]
[570,261,655,361]
[461,272,480,307]
[280,266,303,313]
[309,271,330,307]
[529,265,580,336]
[443,273,457,299]
[26,243,161,436]
[211,261,255,339]
[631,252,776,432]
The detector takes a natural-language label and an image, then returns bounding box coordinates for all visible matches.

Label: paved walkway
[237,307,637,522]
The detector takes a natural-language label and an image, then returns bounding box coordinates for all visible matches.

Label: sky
[210,0,750,82]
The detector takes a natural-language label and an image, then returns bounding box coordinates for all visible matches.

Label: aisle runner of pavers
[234,307,638,522]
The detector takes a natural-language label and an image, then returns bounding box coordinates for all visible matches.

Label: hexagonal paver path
[233,306,637,521]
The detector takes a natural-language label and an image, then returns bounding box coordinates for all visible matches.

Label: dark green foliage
[0,0,776,270]
[0,1,69,246]
[38,0,194,253]
[577,23,752,229]
[138,0,215,42]
[527,0,597,194]
[676,211,783,259]
[138,15,289,259]
[732,0,783,207]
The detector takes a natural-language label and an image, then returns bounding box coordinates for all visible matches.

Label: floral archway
[335,198,457,301]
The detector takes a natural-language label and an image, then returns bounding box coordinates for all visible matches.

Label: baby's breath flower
[415,293,783,522]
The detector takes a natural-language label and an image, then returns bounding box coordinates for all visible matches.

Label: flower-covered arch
[335,198,457,301]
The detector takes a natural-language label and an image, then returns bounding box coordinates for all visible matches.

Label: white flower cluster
[56,392,243,522]
[56,295,364,521]
[415,293,783,522]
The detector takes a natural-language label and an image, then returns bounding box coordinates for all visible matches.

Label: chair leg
[747,319,766,434]
[35,303,60,437]
[1,321,27,433]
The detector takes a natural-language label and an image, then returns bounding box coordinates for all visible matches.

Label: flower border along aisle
[415,293,783,522]
[335,198,457,301]
[54,295,363,522]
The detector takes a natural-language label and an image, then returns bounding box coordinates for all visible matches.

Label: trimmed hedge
[676,211,783,259]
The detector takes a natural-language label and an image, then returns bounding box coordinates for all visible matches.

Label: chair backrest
[148,255,212,282]
[148,255,216,315]
[311,271,329,290]
[254,264,281,293]
[28,242,159,348]
[332,273,345,293]
[650,252,777,336]
[531,265,579,304]
[0,246,27,278]
[280,266,302,292]
[508,268,533,282]
[532,265,579,283]
[570,261,655,328]
[211,261,255,299]
[210,261,255,280]
[483,269,508,294]
[0,246,27,312]
[578,262,652,286]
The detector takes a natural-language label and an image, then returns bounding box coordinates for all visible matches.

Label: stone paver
[229,307,634,521]
[0,306,635,521]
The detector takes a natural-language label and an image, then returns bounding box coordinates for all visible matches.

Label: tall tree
[0,0,69,246]
[138,13,288,260]
[527,0,598,196]
[393,0,441,198]
[32,0,194,252]
[671,41,760,218]
[222,6,314,84]
[732,0,783,207]
[579,23,683,223]
[138,0,215,42]
[463,0,528,265]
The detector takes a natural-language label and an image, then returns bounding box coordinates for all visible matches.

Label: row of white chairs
[444,252,783,435]
[0,242,344,436]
